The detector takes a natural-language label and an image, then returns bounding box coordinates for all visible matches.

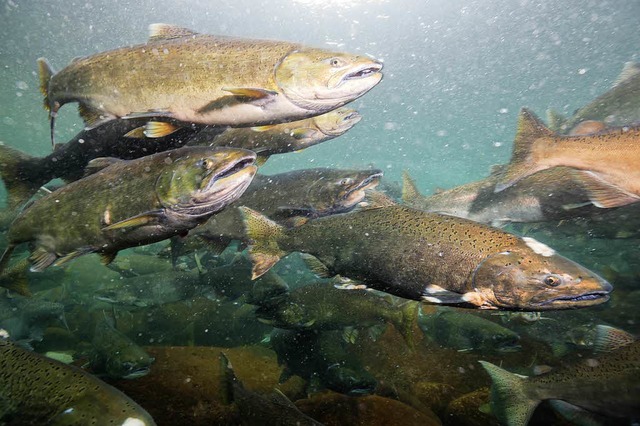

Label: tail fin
[219,352,240,405]
[390,301,419,350]
[37,58,57,147]
[238,206,287,280]
[494,108,555,193]
[0,144,45,209]
[401,170,422,205]
[479,361,540,426]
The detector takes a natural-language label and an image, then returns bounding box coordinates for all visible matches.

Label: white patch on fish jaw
[121,418,147,426]
[522,237,556,257]
[422,296,444,304]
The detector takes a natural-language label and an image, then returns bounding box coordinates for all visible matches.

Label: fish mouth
[341,172,383,209]
[535,291,610,309]
[122,367,151,380]
[343,62,383,82]
[185,154,257,216]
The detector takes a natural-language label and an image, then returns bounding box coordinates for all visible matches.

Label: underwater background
[0,1,639,425]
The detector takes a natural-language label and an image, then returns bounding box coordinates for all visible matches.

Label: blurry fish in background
[547,62,640,134]
[219,353,324,426]
[173,167,382,257]
[0,146,257,288]
[0,291,65,348]
[254,277,418,348]
[270,328,378,396]
[495,108,640,208]
[192,107,362,165]
[0,331,157,425]
[38,23,383,145]
[480,325,640,426]
[418,307,521,353]
[401,166,600,227]
[241,200,612,311]
[89,316,155,380]
[0,119,215,209]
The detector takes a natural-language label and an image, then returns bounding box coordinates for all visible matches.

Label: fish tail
[0,143,46,209]
[401,170,422,204]
[37,58,58,147]
[219,352,239,405]
[392,301,419,350]
[239,206,287,280]
[0,246,31,296]
[495,108,555,193]
[479,361,540,426]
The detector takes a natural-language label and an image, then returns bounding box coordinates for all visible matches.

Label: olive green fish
[0,336,156,425]
[0,146,256,294]
[193,107,362,165]
[254,278,418,348]
[495,108,640,208]
[548,62,640,134]
[480,325,640,425]
[418,307,521,353]
[38,23,383,145]
[176,167,382,255]
[240,200,612,310]
[90,318,155,380]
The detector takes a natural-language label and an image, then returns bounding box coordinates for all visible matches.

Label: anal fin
[30,247,58,272]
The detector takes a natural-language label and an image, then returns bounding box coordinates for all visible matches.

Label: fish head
[312,107,362,137]
[275,48,383,111]
[471,240,612,310]
[489,329,522,353]
[324,364,377,396]
[307,168,384,215]
[156,147,257,217]
[105,349,155,380]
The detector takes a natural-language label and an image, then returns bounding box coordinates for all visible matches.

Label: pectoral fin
[102,211,162,231]
[299,253,330,278]
[84,157,124,176]
[30,247,58,272]
[290,128,320,140]
[577,171,640,208]
[401,170,422,203]
[422,285,487,307]
[223,87,278,99]
[142,121,181,138]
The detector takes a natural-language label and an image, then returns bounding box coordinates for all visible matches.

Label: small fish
[240,200,612,310]
[418,307,521,353]
[219,353,324,425]
[175,167,382,256]
[254,277,418,348]
[548,62,640,134]
[0,334,156,425]
[0,146,256,293]
[270,328,377,396]
[480,325,640,425]
[495,108,640,208]
[193,107,362,165]
[39,24,382,145]
[0,291,65,346]
[90,318,155,380]
[0,120,217,209]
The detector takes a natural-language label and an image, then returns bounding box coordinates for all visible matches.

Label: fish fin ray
[401,170,422,204]
[123,126,147,138]
[223,87,278,100]
[102,211,162,231]
[422,285,483,306]
[78,103,117,130]
[593,324,636,353]
[142,121,181,138]
[299,253,330,278]
[238,206,287,279]
[121,109,174,120]
[479,361,539,426]
[53,247,94,267]
[37,58,54,112]
[546,108,567,133]
[148,23,199,41]
[341,327,358,344]
[363,190,397,209]
[255,155,269,167]
[495,108,554,192]
[29,247,58,272]
[577,171,640,208]
[290,128,319,140]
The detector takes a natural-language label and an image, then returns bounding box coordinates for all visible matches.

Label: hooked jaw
[340,171,383,209]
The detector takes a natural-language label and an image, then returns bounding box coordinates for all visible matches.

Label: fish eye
[339,178,354,186]
[543,275,562,287]
[198,158,214,170]
[329,57,346,68]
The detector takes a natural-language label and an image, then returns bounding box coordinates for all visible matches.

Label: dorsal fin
[546,109,567,133]
[612,62,640,87]
[594,324,636,353]
[148,23,199,42]
[401,170,422,203]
